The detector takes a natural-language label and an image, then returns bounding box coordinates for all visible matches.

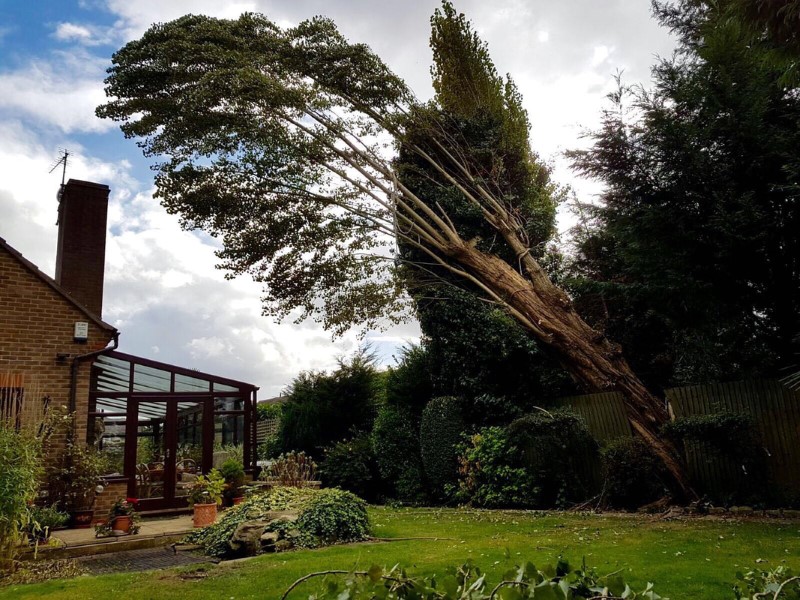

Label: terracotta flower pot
[71,509,94,529]
[232,496,245,505]
[112,515,133,534]
[193,503,217,528]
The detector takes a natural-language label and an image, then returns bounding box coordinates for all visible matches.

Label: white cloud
[591,45,614,67]
[0,53,113,133]
[54,23,93,42]
[537,31,550,43]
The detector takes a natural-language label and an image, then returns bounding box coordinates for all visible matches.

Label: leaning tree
[97,11,694,497]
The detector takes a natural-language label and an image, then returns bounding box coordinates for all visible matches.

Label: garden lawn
[5,507,799,599]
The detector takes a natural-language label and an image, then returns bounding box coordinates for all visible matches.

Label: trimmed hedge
[420,396,465,501]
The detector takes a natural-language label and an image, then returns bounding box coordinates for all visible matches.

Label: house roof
[0,236,117,333]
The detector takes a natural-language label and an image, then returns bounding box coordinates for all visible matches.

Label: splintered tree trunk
[446,233,697,501]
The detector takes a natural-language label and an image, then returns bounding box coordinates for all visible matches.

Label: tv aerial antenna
[49,149,69,224]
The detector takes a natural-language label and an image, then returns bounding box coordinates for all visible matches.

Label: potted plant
[109,498,140,534]
[48,442,108,528]
[187,469,225,528]
[219,458,246,506]
[25,505,69,544]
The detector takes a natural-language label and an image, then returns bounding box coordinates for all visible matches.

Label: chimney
[55,179,109,318]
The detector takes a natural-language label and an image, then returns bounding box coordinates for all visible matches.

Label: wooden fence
[562,379,800,498]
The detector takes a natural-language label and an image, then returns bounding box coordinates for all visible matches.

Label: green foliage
[735,565,800,600]
[663,412,768,505]
[456,427,538,508]
[319,436,381,503]
[601,437,669,511]
[371,404,427,504]
[257,402,283,422]
[419,396,465,501]
[185,487,369,558]
[278,351,381,458]
[46,441,108,511]
[258,434,282,460]
[0,425,43,565]
[25,506,69,542]
[567,0,800,389]
[219,458,246,500]
[296,556,668,599]
[187,469,226,506]
[384,344,434,418]
[507,410,599,508]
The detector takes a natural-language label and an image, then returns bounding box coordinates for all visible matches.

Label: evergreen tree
[568,0,800,389]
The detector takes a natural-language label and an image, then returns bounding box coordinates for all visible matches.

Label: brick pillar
[55,179,109,317]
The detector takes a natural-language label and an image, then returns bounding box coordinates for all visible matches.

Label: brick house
[0,179,258,515]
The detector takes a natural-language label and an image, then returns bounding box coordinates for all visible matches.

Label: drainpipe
[68,331,120,427]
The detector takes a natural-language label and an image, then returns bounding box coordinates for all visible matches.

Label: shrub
[0,425,42,567]
[456,427,538,508]
[662,412,768,505]
[371,404,427,503]
[319,436,381,503]
[219,458,246,501]
[294,556,666,599]
[507,409,600,508]
[419,396,465,501]
[601,436,668,510]
[257,433,282,460]
[184,486,369,557]
[278,351,381,458]
[256,402,283,422]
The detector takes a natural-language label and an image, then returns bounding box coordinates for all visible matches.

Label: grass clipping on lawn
[184,487,370,558]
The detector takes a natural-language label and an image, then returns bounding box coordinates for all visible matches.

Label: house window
[0,373,24,428]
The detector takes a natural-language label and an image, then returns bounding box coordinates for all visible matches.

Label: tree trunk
[446,234,697,501]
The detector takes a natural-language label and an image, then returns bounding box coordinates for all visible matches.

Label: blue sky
[0,1,676,397]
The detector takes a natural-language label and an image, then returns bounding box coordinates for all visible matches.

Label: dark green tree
[97,9,695,497]
[568,0,800,390]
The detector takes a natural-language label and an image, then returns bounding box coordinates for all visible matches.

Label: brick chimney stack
[55,179,109,318]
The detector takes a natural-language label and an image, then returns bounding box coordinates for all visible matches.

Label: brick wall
[0,245,115,462]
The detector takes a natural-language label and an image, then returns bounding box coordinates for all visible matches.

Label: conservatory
[88,350,258,511]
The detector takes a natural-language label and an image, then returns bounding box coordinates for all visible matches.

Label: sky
[0,0,677,398]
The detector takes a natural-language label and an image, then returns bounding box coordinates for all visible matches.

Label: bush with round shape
[507,409,600,508]
[371,404,427,503]
[184,486,369,557]
[319,435,381,502]
[601,436,668,510]
[419,396,465,501]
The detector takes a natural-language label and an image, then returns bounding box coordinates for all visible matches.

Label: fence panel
[560,391,632,442]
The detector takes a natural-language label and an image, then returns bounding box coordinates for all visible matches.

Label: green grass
[4,507,799,599]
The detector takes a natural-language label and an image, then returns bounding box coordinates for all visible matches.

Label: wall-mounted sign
[74,321,89,342]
